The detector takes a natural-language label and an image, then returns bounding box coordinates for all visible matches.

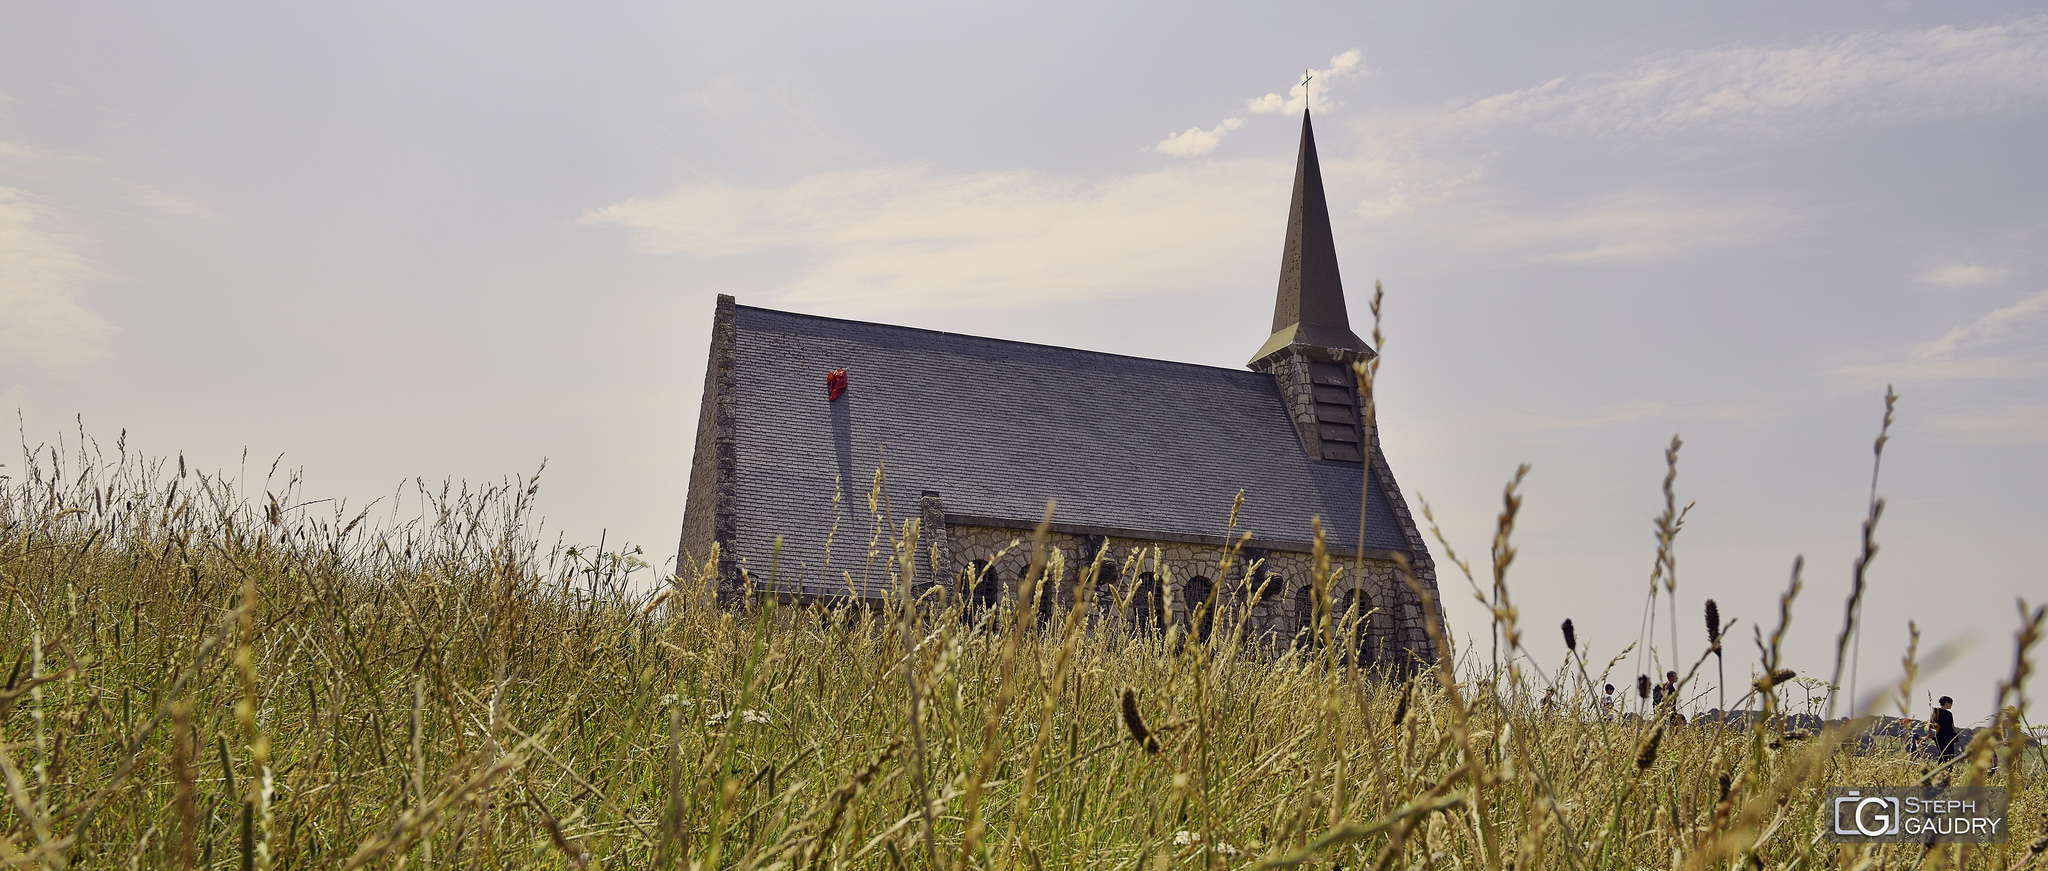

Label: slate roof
[725,304,1413,597]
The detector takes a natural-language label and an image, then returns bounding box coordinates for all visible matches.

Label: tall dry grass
[0,409,2042,869]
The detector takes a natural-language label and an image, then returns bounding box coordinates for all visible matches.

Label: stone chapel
[678,110,1444,667]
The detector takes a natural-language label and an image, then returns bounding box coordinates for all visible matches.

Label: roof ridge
[735,303,1266,376]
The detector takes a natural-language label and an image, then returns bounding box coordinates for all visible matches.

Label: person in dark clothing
[1651,671,1680,722]
[1932,696,1959,762]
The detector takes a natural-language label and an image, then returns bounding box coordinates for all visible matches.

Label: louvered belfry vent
[1248,109,1376,464]
[1307,361,1363,462]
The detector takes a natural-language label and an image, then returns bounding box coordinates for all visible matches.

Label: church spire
[1249,110,1374,463]
[1250,109,1370,366]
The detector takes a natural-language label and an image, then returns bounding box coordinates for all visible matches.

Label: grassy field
[0,427,2042,870]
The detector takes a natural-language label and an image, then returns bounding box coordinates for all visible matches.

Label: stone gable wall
[678,295,740,598]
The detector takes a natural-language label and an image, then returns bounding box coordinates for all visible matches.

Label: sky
[3,2,2044,724]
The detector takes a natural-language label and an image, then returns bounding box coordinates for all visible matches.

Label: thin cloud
[1448,189,1797,263]
[0,187,114,374]
[1246,50,1366,116]
[1352,161,1489,220]
[1831,288,2048,388]
[1151,50,1365,160]
[582,160,1292,312]
[1400,400,1768,457]
[1917,288,2048,358]
[0,140,48,161]
[1337,19,2048,262]
[128,184,211,217]
[1431,16,2048,144]
[593,19,2048,310]
[672,74,871,173]
[1920,264,2009,287]
[1154,117,1245,157]
[1926,404,2048,445]
[0,107,201,367]
[1496,400,1768,432]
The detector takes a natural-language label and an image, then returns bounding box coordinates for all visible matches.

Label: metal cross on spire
[1302,70,1313,110]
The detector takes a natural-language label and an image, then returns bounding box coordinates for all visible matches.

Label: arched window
[1293,584,1316,648]
[1240,568,1281,633]
[1129,572,1163,632]
[1240,552,1280,612]
[1367,594,1395,667]
[1088,561,1121,621]
[962,560,1000,617]
[1250,572,1284,606]
[1230,570,1281,649]
[1183,576,1215,641]
[1033,569,1058,625]
[1338,590,1376,667]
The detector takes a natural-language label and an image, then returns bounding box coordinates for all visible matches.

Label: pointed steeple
[1250,110,1374,463]
[1250,110,1370,366]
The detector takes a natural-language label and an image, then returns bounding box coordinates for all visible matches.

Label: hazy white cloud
[128,184,211,217]
[582,159,1292,311]
[0,106,192,375]
[1154,117,1246,157]
[1335,20,2048,263]
[1332,13,2048,250]
[591,18,2048,318]
[0,187,115,374]
[0,140,47,161]
[1452,189,1797,263]
[1927,404,2048,445]
[1432,17,2048,143]
[1401,399,1767,457]
[1150,50,1364,159]
[1498,399,1768,432]
[677,74,870,172]
[1,104,208,218]
[1246,50,1365,116]
[1352,161,1488,220]
[1832,288,2048,387]
[1916,288,2048,358]
[1919,264,2009,287]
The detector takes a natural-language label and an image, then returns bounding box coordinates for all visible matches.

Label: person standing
[1932,696,1959,763]
[1653,671,1680,723]
[1599,684,1616,719]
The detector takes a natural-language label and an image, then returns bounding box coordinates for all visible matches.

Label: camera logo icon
[1823,786,2006,843]
[1834,791,1902,837]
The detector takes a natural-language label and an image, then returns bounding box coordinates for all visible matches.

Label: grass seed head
[1753,668,1797,693]
[4,410,2023,871]
[1636,723,1665,770]
[1120,688,1158,754]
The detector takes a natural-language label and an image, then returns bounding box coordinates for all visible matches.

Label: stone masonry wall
[1250,342,1372,463]
[677,294,740,598]
[1258,352,1327,458]
[940,524,1432,665]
